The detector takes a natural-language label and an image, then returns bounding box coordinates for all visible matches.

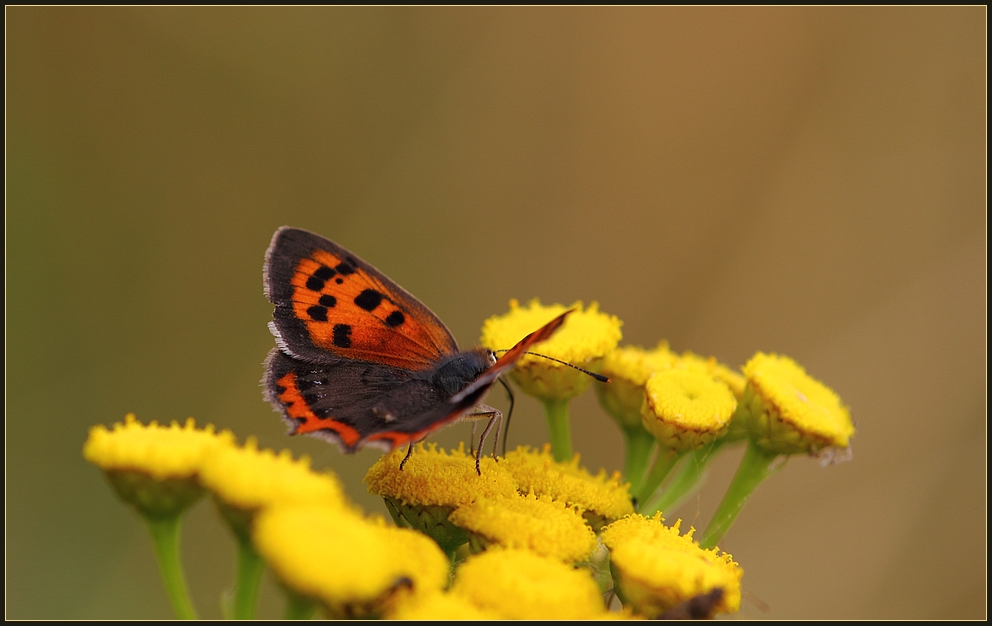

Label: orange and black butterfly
[263,226,569,470]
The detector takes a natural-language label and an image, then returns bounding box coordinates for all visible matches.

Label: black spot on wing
[336,259,358,275]
[307,305,328,321]
[385,311,405,327]
[333,324,352,348]
[319,294,337,307]
[306,265,336,291]
[354,289,383,311]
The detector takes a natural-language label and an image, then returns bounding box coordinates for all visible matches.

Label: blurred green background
[6,6,985,619]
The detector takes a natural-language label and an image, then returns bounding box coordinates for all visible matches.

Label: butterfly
[262,226,570,472]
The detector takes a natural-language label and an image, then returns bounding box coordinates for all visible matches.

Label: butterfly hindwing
[266,348,491,451]
[264,227,459,370]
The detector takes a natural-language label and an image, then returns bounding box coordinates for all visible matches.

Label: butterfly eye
[485,349,498,367]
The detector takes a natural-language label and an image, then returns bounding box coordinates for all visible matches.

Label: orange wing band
[276,371,362,448]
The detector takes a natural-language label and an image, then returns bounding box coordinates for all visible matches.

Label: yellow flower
[253,503,449,619]
[678,351,747,399]
[502,445,634,531]
[480,299,622,401]
[601,514,742,618]
[386,590,503,620]
[452,548,610,620]
[199,437,352,539]
[741,352,854,455]
[641,368,737,451]
[365,444,518,555]
[596,343,679,430]
[83,413,235,517]
[449,492,597,563]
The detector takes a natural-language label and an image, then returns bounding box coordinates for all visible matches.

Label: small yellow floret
[200,437,349,512]
[253,503,449,619]
[453,548,609,619]
[502,445,634,530]
[602,514,741,618]
[596,343,679,430]
[480,299,622,401]
[365,443,517,507]
[642,369,737,450]
[449,492,597,563]
[83,413,235,481]
[678,351,747,399]
[386,590,503,620]
[742,352,854,453]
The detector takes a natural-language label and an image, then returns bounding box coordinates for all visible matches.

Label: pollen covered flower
[83,414,237,618]
[365,443,518,555]
[601,514,742,618]
[199,437,351,539]
[502,445,634,531]
[741,352,854,455]
[253,502,449,619]
[452,548,610,619]
[596,342,680,431]
[386,590,503,620]
[83,413,235,517]
[480,298,622,401]
[642,368,737,451]
[449,492,597,563]
[678,351,747,399]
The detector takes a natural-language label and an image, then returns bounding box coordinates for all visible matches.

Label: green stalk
[232,539,265,619]
[283,590,319,620]
[622,427,657,497]
[635,447,683,507]
[699,441,781,549]
[145,514,198,620]
[642,440,726,516]
[542,398,573,462]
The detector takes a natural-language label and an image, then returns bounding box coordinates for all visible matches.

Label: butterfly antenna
[494,350,611,383]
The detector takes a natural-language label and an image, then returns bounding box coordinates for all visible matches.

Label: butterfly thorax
[426,348,495,396]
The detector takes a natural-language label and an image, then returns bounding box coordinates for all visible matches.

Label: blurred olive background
[6,6,985,620]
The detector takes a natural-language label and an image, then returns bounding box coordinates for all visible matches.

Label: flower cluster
[84,298,853,619]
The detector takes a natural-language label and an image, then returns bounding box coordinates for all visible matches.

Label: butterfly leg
[399,441,415,470]
[497,377,515,457]
[464,404,503,475]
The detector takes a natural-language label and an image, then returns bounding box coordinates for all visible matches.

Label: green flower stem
[622,426,656,497]
[542,398,573,462]
[232,539,265,620]
[642,440,726,516]
[283,590,319,620]
[635,447,684,507]
[144,514,198,620]
[699,441,781,549]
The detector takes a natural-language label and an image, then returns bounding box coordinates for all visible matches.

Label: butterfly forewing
[265,227,458,370]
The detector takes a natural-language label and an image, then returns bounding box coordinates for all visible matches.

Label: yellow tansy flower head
[741,352,854,456]
[596,342,679,431]
[641,368,737,451]
[199,437,352,540]
[386,590,503,620]
[480,299,622,401]
[449,492,597,563]
[83,413,235,517]
[253,503,449,619]
[502,445,634,531]
[365,443,518,555]
[678,351,747,399]
[452,548,610,620]
[601,514,742,618]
